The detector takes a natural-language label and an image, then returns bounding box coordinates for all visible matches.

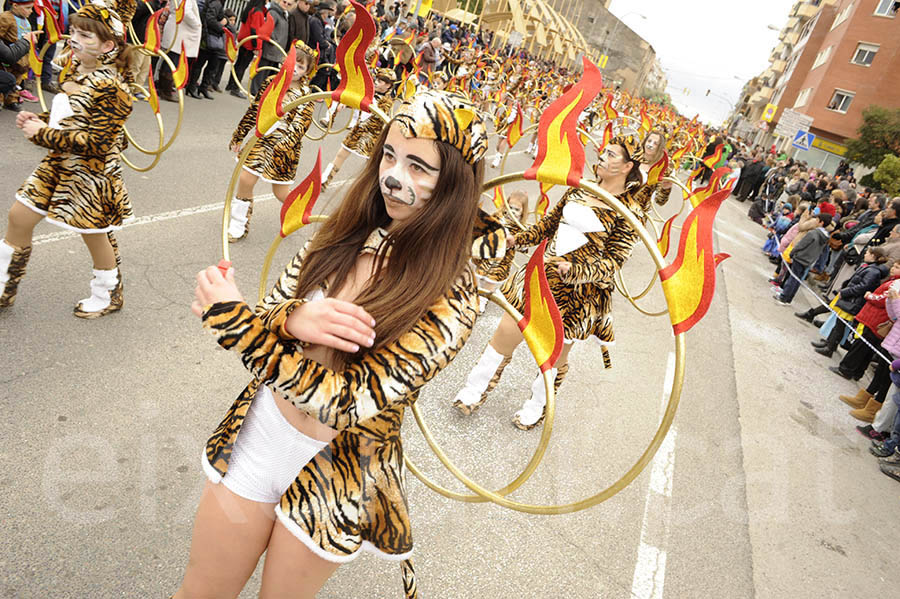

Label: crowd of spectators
[723,134,900,484]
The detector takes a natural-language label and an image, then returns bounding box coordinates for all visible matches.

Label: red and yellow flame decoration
[249,52,261,81]
[175,0,186,23]
[224,29,238,63]
[143,7,164,54]
[525,57,603,187]
[27,33,42,77]
[58,53,72,84]
[702,144,724,169]
[657,213,677,257]
[280,150,323,237]
[670,138,693,169]
[660,187,730,335]
[647,151,669,187]
[536,182,552,217]
[172,42,190,90]
[639,107,651,134]
[506,103,524,147]
[401,74,416,100]
[147,72,161,114]
[602,93,618,120]
[332,0,376,112]
[40,3,62,44]
[597,121,613,154]
[687,166,733,209]
[517,240,564,373]
[255,43,296,138]
[492,186,505,212]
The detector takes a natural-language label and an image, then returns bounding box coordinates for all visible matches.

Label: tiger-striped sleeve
[514,194,565,248]
[230,76,272,147]
[254,244,309,339]
[563,218,639,286]
[201,271,478,430]
[30,79,132,157]
[277,100,315,151]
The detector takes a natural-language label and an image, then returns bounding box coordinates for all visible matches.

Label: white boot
[321,162,336,190]
[490,153,502,169]
[227,198,253,242]
[525,141,535,155]
[452,344,510,415]
[478,295,489,313]
[513,368,557,430]
[74,268,122,319]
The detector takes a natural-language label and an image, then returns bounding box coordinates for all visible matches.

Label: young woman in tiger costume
[226,40,318,243]
[453,135,650,430]
[175,90,498,599]
[474,189,529,312]
[639,129,674,206]
[320,67,397,191]
[1,2,136,318]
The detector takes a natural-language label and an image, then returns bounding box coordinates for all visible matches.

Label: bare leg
[5,202,43,248]
[272,183,291,204]
[488,311,524,357]
[331,147,350,172]
[258,519,341,599]
[236,169,259,200]
[81,233,117,270]
[174,481,278,599]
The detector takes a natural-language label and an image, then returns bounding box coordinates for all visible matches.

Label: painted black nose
[384,176,402,192]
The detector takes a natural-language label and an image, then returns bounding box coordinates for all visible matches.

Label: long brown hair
[295,125,484,364]
[69,14,137,80]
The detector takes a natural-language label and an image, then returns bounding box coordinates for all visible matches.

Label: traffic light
[706,89,710,96]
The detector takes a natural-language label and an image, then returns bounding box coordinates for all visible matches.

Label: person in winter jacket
[157,0,201,101]
[186,0,226,99]
[0,21,40,110]
[830,260,900,387]
[775,213,832,305]
[224,0,270,99]
[249,0,292,95]
[801,247,892,356]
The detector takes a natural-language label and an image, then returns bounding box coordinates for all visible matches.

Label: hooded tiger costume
[197,90,493,598]
[2,2,133,317]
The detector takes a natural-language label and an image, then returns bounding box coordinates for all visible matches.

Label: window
[874,0,897,17]
[794,88,812,108]
[812,45,832,69]
[827,89,855,112]
[852,42,879,65]
[831,1,854,29]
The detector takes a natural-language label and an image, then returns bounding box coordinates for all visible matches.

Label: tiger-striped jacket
[501,186,647,343]
[201,218,503,562]
[17,65,133,232]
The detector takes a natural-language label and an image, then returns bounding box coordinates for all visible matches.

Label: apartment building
[734,0,899,172]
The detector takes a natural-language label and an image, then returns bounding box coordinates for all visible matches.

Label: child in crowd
[774,212,833,305]
[227,41,317,242]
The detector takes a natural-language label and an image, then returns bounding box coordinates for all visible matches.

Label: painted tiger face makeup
[379,122,441,224]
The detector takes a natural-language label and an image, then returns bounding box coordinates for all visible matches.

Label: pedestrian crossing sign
[792,130,815,151]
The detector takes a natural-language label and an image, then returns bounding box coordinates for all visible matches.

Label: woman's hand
[888,288,900,300]
[15,111,39,128]
[229,141,242,154]
[506,234,517,248]
[557,261,572,277]
[284,298,376,353]
[191,266,245,317]
[864,291,873,300]
[21,119,44,139]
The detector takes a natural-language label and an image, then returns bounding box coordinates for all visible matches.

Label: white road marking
[630,351,677,599]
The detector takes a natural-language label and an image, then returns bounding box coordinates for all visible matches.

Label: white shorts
[202,386,328,504]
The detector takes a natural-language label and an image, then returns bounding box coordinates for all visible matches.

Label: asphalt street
[0,89,895,598]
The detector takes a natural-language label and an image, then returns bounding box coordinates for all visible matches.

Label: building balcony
[771,59,787,73]
[784,31,800,45]
[774,42,787,55]
[786,16,800,29]
[750,86,775,104]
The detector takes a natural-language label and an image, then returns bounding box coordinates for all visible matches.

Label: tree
[845,106,900,168]
[874,154,900,196]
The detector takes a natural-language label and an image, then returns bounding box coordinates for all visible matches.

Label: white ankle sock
[78,268,119,312]
[228,199,252,238]
[454,345,506,406]
[515,368,558,426]
[322,162,334,182]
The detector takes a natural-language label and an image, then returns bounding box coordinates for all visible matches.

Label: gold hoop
[403,172,687,514]
[227,35,288,101]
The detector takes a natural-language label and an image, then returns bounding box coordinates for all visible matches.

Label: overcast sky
[607,0,797,125]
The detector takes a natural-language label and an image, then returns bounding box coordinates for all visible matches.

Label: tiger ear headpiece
[78,0,126,40]
[374,68,397,85]
[293,40,319,67]
[393,90,488,165]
